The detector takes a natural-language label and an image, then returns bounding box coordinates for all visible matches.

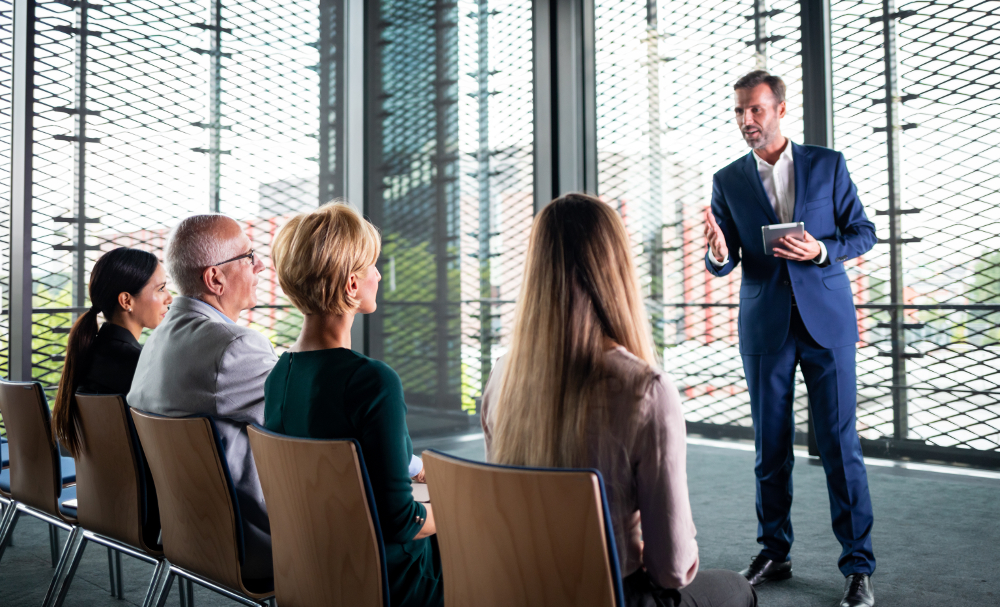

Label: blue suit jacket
[706,143,876,355]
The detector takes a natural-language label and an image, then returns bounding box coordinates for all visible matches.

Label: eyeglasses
[212,249,255,267]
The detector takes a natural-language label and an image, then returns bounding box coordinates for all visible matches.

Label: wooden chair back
[0,379,70,520]
[130,409,263,596]
[74,394,161,554]
[423,450,624,607]
[248,425,387,607]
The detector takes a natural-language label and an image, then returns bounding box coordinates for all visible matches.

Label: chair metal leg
[41,525,87,607]
[141,562,174,607]
[49,525,60,567]
[179,577,195,607]
[107,546,124,598]
[0,503,21,563]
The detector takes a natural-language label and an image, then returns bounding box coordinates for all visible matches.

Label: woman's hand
[412,467,426,483]
[413,503,436,540]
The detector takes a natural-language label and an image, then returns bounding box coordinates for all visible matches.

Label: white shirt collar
[754,139,793,168]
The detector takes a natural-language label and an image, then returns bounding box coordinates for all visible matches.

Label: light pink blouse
[481,347,700,589]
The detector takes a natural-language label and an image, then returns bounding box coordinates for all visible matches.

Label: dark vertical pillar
[532,0,596,210]
[364,0,384,361]
[752,0,768,69]
[73,4,89,308]
[10,0,35,381]
[881,0,908,440]
[476,0,493,390]
[645,0,664,350]
[800,0,833,148]
[208,0,224,212]
[318,0,343,206]
[800,0,833,456]
[432,0,458,408]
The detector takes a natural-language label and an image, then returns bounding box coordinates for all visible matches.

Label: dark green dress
[263,348,443,607]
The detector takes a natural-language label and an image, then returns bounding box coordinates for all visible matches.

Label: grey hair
[165,214,242,296]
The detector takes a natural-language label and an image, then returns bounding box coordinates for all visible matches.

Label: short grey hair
[165,214,242,297]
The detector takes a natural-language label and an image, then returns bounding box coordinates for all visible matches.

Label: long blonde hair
[491,193,657,469]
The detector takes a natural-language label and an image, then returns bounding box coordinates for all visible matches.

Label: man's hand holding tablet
[766,223,822,262]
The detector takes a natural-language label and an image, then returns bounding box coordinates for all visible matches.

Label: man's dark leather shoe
[841,573,874,607]
[739,554,792,586]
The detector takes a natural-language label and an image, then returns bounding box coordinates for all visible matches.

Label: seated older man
[129,214,277,579]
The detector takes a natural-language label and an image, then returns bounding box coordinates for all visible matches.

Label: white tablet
[762,222,805,255]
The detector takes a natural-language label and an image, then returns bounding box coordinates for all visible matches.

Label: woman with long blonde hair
[482,194,755,607]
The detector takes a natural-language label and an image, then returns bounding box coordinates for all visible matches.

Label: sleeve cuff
[408,454,423,477]
[812,241,828,265]
[707,249,729,267]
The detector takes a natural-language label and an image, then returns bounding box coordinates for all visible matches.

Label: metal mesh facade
[20,0,326,393]
[594,0,1000,459]
[833,0,1000,451]
[367,0,534,417]
[1,0,998,461]
[594,0,811,437]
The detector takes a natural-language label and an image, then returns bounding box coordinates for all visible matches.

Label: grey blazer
[128,296,278,579]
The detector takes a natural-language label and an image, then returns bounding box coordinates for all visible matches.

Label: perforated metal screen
[22,0,325,392]
[833,0,1000,451]
[595,0,1000,458]
[367,0,534,421]
[594,0,811,437]
[1,0,998,459]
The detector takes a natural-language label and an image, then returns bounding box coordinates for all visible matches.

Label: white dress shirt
[709,139,827,266]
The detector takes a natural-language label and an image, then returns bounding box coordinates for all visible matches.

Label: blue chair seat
[1,437,8,468]
[60,456,76,485]
[58,484,77,517]
[0,454,73,491]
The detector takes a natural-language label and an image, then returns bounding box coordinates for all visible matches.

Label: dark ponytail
[53,247,159,457]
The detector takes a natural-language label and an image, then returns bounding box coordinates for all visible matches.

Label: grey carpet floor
[1,436,997,607]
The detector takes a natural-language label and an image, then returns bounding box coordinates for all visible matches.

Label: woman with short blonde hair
[482,194,755,607]
[265,202,443,607]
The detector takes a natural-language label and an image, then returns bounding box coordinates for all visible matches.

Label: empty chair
[247,424,389,607]
[130,409,275,607]
[422,449,625,607]
[41,394,166,606]
[0,379,83,606]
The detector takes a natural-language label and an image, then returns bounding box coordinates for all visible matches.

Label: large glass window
[833,0,1000,450]
[367,0,534,433]
[594,0,806,435]
[24,0,327,390]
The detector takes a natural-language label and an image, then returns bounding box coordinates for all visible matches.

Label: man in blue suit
[704,71,877,607]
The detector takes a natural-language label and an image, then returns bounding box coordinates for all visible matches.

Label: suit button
[783,280,790,286]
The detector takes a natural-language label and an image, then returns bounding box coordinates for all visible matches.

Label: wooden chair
[130,409,275,607]
[247,424,389,607]
[41,394,167,607]
[0,379,84,607]
[422,450,625,607]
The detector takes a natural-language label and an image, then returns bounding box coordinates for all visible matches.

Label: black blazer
[77,322,142,395]
[75,321,161,548]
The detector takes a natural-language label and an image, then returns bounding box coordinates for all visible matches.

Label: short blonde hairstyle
[271,202,381,315]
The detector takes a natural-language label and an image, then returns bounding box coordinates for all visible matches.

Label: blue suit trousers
[742,307,876,576]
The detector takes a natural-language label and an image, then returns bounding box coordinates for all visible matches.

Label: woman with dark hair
[53,247,173,457]
[482,194,755,607]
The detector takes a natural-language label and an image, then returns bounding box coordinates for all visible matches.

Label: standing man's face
[735,83,786,150]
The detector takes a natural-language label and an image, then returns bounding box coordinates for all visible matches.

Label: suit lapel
[792,142,812,223]
[740,152,780,224]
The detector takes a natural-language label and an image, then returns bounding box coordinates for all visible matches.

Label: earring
[128,307,133,313]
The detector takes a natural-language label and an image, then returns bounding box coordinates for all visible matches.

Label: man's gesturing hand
[704,207,728,263]
[773,230,822,262]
